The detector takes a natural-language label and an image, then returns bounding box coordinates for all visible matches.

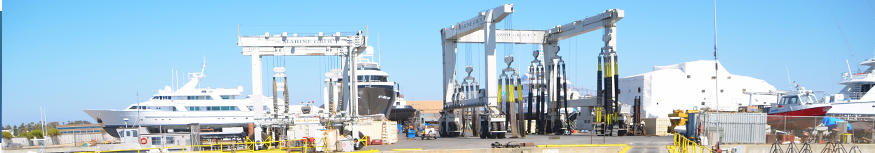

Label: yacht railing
[843,73,872,81]
[846,92,866,100]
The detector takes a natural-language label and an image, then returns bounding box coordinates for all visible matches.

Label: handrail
[666,133,712,153]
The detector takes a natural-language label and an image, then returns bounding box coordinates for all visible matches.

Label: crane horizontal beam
[441,4,513,40]
[456,29,546,44]
[241,47,351,56]
[238,33,366,56]
[547,9,623,42]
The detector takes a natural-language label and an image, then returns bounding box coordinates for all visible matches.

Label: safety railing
[74,138,315,153]
[666,133,712,153]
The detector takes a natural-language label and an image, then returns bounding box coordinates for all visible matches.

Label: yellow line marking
[391,148,424,151]
[536,144,630,153]
[348,149,380,153]
[665,145,677,153]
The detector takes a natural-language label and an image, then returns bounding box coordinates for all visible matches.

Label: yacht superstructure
[826,58,875,117]
[84,64,259,137]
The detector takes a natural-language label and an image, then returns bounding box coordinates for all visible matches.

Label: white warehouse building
[618,60,777,118]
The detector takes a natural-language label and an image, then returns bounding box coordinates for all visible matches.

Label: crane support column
[442,36,457,105]
[251,55,264,97]
[484,11,499,109]
[250,54,264,141]
[542,42,559,133]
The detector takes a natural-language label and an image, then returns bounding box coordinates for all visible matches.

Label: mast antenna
[202,57,207,74]
[713,0,720,112]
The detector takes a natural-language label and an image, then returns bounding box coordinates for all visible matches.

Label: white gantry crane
[238,31,368,146]
[440,3,625,137]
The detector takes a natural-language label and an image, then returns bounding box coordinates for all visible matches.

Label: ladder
[381,121,388,142]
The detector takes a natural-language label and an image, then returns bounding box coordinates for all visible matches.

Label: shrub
[1,131,12,139]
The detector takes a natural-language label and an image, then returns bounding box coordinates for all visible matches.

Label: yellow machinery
[668,110,699,133]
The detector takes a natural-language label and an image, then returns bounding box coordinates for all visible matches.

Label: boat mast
[713,0,720,112]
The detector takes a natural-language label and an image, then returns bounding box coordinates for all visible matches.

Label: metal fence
[699,113,768,144]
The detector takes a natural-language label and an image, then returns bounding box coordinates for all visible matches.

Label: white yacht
[84,64,258,137]
[825,57,875,117]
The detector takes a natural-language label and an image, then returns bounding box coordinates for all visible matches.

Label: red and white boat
[768,85,831,116]
[767,97,831,116]
[766,85,831,132]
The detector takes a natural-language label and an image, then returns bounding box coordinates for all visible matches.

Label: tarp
[618,60,779,118]
[821,117,853,131]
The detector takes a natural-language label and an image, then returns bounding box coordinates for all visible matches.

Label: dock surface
[365,134,672,153]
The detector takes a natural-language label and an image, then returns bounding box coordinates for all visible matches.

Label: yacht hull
[767,106,831,132]
[767,106,831,116]
[84,109,254,137]
[826,101,875,116]
[388,106,417,121]
[356,87,395,116]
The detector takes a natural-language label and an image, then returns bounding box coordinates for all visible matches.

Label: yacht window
[151,137,162,145]
[165,136,175,144]
[152,96,171,100]
[221,95,232,99]
[118,131,124,137]
[359,67,379,70]
[374,76,387,82]
[187,96,208,100]
[126,131,131,137]
[366,85,393,90]
[190,106,238,111]
[132,130,138,137]
[782,96,799,105]
[129,106,138,110]
[357,75,388,82]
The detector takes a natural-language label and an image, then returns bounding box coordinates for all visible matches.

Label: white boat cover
[618,60,777,118]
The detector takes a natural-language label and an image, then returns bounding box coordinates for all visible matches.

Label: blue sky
[2,0,874,125]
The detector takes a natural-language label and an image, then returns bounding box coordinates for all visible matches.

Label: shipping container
[699,113,767,144]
